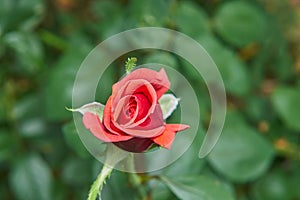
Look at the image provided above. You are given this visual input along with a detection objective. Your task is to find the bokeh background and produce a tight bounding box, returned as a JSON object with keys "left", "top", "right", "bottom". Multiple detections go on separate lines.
{"left": 1, "top": 0, "right": 300, "bottom": 199}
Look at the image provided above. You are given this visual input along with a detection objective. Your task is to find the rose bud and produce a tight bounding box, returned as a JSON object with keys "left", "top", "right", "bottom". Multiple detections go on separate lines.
{"left": 83, "top": 68, "right": 189, "bottom": 153}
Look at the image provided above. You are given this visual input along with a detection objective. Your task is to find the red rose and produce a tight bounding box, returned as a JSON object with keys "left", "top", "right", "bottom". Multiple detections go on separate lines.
{"left": 83, "top": 68, "right": 189, "bottom": 152}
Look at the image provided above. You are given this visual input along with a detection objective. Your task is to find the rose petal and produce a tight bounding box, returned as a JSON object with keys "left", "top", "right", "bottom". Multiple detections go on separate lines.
{"left": 133, "top": 92, "right": 152, "bottom": 121}
{"left": 114, "top": 105, "right": 165, "bottom": 138}
{"left": 112, "top": 68, "right": 170, "bottom": 100}
{"left": 113, "top": 79, "right": 156, "bottom": 109}
{"left": 166, "top": 124, "right": 190, "bottom": 132}
{"left": 152, "top": 128, "right": 175, "bottom": 149}
{"left": 83, "top": 112, "right": 133, "bottom": 142}
{"left": 113, "top": 138, "right": 153, "bottom": 153}
{"left": 103, "top": 96, "right": 126, "bottom": 135}
{"left": 112, "top": 79, "right": 157, "bottom": 127}
{"left": 152, "top": 124, "right": 190, "bottom": 149}
{"left": 114, "top": 95, "right": 139, "bottom": 125}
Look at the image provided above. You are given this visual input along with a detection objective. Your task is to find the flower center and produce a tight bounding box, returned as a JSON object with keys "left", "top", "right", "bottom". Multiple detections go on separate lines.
{"left": 133, "top": 93, "right": 151, "bottom": 122}
{"left": 125, "top": 97, "right": 137, "bottom": 118}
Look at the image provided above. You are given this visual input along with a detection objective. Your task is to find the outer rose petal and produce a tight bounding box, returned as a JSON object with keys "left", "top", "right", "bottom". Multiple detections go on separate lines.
{"left": 83, "top": 112, "right": 132, "bottom": 142}
{"left": 113, "top": 138, "right": 153, "bottom": 153}
{"left": 112, "top": 68, "right": 170, "bottom": 99}
{"left": 152, "top": 124, "right": 190, "bottom": 149}
{"left": 103, "top": 96, "right": 125, "bottom": 135}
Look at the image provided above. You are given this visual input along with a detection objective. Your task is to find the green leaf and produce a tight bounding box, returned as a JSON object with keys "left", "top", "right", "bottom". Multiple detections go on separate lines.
{"left": 161, "top": 175, "right": 235, "bottom": 200}
{"left": 91, "top": 0, "right": 122, "bottom": 21}
{"left": 0, "top": 91, "right": 6, "bottom": 122}
{"left": 272, "top": 45, "right": 293, "bottom": 81}
{"left": 128, "top": 0, "right": 171, "bottom": 27}
{"left": 12, "top": 95, "right": 47, "bottom": 137}
{"left": 12, "top": 94, "right": 42, "bottom": 120}
{"left": 39, "top": 30, "right": 67, "bottom": 51}
{"left": 252, "top": 169, "right": 293, "bottom": 200}
{"left": 0, "top": 183, "right": 10, "bottom": 200}
{"left": 45, "top": 35, "right": 92, "bottom": 121}
{"left": 208, "top": 112, "right": 275, "bottom": 182}
{"left": 51, "top": 180, "right": 68, "bottom": 200}
{"left": 0, "top": 129, "right": 15, "bottom": 162}
{"left": 0, "top": 0, "right": 45, "bottom": 33}
{"left": 271, "top": 86, "right": 300, "bottom": 131}
{"left": 18, "top": 118, "right": 47, "bottom": 137}
{"left": 214, "top": 1, "right": 267, "bottom": 47}
{"left": 244, "top": 97, "right": 269, "bottom": 121}
{"left": 174, "top": 1, "right": 210, "bottom": 38}
{"left": 95, "top": 65, "right": 116, "bottom": 103}
{"left": 144, "top": 51, "right": 179, "bottom": 69}
{"left": 150, "top": 180, "right": 177, "bottom": 200}
{"left": 290, "top": 163, "right": 300, "bottom": 199}
{"left": 62, "top": 158, "right": 92, "bottom": 186}
{"left": 9, "top": 154, "right": 53, "bottom": 200}
{"left": 4, "top": 31, "right": 44, "bottom": 74}
{"left": 102, "top": 171, "right": 139, "bottom": 200}
{"left": 198, "top": 35, "right": 250, "bottom": 95}
{"left": 153, "top": 125, "right": 205, "bottom": 177}
{"left": 159, "top": 94, "right": 180, "bottom": 120}
{"left": 89, "top": 0, "right": 124, "bottom": 38}
{"left": 62, "top": 121, "right": 90, "bottom": 158}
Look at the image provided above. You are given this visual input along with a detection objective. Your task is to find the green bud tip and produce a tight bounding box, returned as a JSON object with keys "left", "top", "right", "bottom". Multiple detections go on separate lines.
{"left": 125, "top": 57, "right": 137, "bottom": 74}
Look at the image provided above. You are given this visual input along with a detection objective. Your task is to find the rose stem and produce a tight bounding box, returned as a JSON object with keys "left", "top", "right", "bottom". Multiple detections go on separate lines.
{"left": 87, "top": 164, "right": 113, "bottom": 200}
{"left": 87, "top": 144, "right": 129, "bottom": 200}
{"left": 128, "top": 154, "right": 148, "bottom": 199}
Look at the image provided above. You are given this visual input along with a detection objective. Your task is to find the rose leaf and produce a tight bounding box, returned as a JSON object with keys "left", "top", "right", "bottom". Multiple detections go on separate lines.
{"left": 160, "top": 175, "right": 235, "bottom": 200}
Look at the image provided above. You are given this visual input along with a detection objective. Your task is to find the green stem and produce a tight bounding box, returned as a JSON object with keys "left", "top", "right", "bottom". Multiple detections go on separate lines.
{"left": 128, "top": 154, "right": 147, "bottom": 199}
{"left": 87, "top": 164, "right": 113, "bottom": 200}
{"left": 87, "top": 144, "right": 129, "bottom": 200}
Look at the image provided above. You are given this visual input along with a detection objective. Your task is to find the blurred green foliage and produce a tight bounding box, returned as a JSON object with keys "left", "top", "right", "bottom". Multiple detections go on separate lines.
{"left": 1, "top": 0, "right": 300, "bottom": 199}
